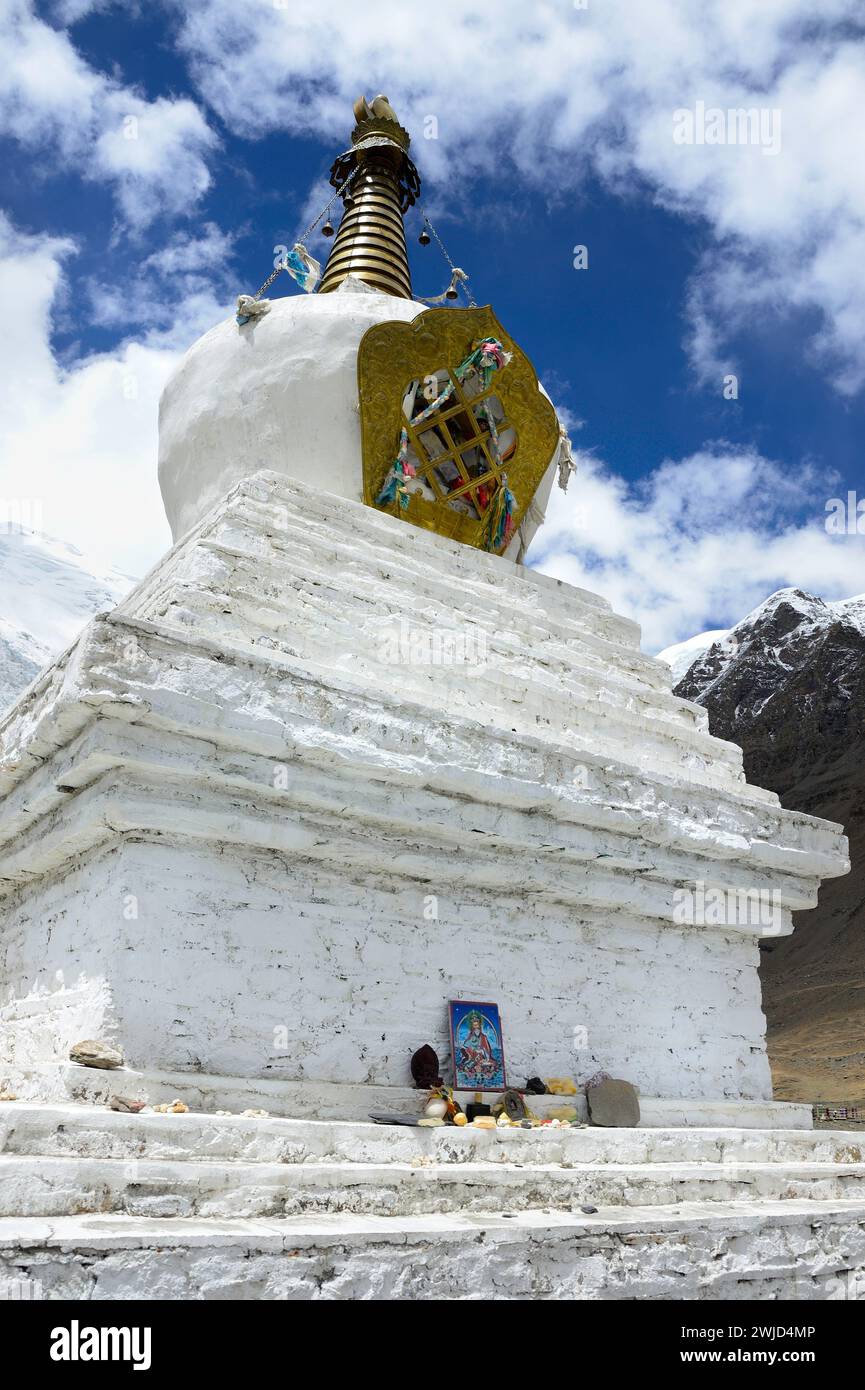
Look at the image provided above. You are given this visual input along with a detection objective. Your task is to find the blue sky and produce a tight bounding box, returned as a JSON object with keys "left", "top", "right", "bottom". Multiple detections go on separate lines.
{"left": 1, "top": 0, "right": 864, "bottom": 651}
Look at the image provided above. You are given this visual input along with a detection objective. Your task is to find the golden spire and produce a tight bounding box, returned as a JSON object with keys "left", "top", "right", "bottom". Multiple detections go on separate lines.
{"left": 317, "top": 94, "right": 421, "bottom": 299}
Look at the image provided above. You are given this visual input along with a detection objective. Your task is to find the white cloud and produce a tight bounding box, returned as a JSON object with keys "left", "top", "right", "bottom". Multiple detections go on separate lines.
{"left": 0, "top": 209, "right": 857, "bottom": 659}
{"left": 49, "top": 1, "right": 123, "bottom": 22}
{"left": 86, "top": 222, "right": 237, "bottom": 336}
{"left": 0, "top": 214, "right": 233, "bottom": 576}
{"left": 0, "top": 0, "right": 217, "bottom": 226}
{"left": 3, "top": 0, "right": 863, "bottom": 653}
{"left": 167, "top": 0, "right": 865, "bottom": 395}
{"left": 528, "top": 445, "right": 865, "bottom": 652}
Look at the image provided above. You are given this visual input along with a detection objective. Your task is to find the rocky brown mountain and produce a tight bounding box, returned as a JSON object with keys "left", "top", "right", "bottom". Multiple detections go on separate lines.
{"left": 674, "top": 588, "right": 865, "bottom": 1103}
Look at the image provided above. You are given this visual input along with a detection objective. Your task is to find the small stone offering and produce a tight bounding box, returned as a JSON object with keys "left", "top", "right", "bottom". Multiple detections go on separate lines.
{"left": 69, "top": 1039, "right": 124, "bottom": 1070}
{"left": 585, "top": 1078, "right": 640, "bottom": 1128}
{"left": 107, "top": 1095, "right": 145, "bottom": 1113}
{"left": 502, "top": 1089, "right": 527, "bottom": 1121}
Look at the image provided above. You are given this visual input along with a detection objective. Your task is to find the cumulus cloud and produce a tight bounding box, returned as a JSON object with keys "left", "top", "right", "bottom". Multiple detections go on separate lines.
{"left": 528, "top": 446, "right": 864, "bottom": 652}
{"left": 166, "top": 0, "right": 865, "bottom": 395}
{"left": 0, "top": 213, "right": 233, "bottom": 576}
{"left": 0, "top": 0, "right": 217, "bottom": 226}
{"left": 0, "top": 210, "right": 858, "bottom": 654}
{"left": 2, "top": 0, "right": 863, "bottom": 652}
{"left": 48, "top": 1, "right": 124, "bottom": 21}
{"left": 86, "top": 222, "right": 237, "bottom": 338}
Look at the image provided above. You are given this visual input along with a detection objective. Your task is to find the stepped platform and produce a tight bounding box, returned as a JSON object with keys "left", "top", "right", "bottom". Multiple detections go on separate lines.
{"left": 1, "top": 1102, "right": 863, "bottom": 1299}
{"left": 0, "top": 472, "right": 851, "bottom": 1298}
{"left": 0, "top": 473, "right": 849, "bottom": 1110}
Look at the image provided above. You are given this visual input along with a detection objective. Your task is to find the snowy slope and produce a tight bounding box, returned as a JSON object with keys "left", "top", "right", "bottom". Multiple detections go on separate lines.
{"left": 656, "top": 628, "right": 730, "bottom": 686}
{"left": 0, "top": 529, "right": 136, "bottom": 713}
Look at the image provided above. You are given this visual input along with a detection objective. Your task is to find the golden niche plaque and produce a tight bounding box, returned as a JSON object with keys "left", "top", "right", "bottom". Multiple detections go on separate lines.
{"left": 358, "top": 306, "right": 559, "bottom": 553}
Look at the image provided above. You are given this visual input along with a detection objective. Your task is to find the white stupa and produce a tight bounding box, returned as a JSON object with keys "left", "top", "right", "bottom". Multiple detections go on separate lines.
{"left": 0, "top": 97, "right": 859, "bottom": 1302}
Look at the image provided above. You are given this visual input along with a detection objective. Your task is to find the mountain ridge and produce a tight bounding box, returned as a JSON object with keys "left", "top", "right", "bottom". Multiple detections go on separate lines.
{"left": 670, "top": 586, "right": 865, "bottom": 1103}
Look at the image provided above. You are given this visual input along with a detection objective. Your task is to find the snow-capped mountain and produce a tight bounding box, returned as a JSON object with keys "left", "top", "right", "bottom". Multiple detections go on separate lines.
{"left": 670, "top": 589, "right": 865, "bottom": 711}
{"left": 656, "top": 627, "right": 730, "bottom": 686}
{"left": 669, "top": 586, "right": 865, "bottom": 1104}
{"left": 0, "top": 529, "right": 136, "bottom": 713}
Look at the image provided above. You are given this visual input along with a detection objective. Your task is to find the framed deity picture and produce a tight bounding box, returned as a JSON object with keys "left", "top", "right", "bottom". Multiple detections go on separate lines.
{"left": 448, "top": 999, "right": 507, "bottom": 1092}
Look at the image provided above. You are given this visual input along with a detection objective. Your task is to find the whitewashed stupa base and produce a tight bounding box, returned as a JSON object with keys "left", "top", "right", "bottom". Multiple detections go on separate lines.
{"left": 0, "top": 472, "right": 847, "bottom": 1123}
{"left": 0, "top": 470, "right": 855, "bottom": 1300}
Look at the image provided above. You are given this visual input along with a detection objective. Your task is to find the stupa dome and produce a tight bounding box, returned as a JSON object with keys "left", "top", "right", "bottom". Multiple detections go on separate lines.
{"left": 158, "top": 280, "right": 559, "bottom": 558}
{"left": 158, "top": 282, "right": 424, "bottom": 543}
{"left": 159, "top": 92, "right": 563, "bottom": 559}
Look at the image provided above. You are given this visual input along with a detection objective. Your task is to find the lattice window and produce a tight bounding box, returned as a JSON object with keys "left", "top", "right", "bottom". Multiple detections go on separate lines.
{"left": 400, "top": 365, "right": 517, "bottom": 522}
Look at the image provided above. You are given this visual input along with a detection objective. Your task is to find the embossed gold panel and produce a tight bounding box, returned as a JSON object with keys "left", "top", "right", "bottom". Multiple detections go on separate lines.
{"left": 358, "top": 306, "right": 560, "bottom": 550}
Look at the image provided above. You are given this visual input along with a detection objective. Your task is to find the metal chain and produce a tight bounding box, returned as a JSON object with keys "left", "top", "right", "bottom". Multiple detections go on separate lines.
{"left": 299, "top": 163, "right": 362, "bottom": 245}
{"left": 252, "top": 176, "right": 474, "bottom": 306}
{"left": 253, "top": 164, "right": 363, "bottom": 300}
{"left": 419, "top": 207, "right": 477, "bottom": 308}
{"left": 253, "top": 262, "right": 286, "bottom": 301}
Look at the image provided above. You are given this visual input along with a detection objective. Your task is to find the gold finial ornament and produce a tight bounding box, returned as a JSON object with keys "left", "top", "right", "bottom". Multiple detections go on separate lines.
{"left": 318, "top": 94, "right": 420, "bottom": 299}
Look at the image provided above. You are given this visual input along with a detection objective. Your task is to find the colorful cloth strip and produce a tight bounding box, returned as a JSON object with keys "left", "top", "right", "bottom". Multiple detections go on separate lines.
{"left": 281, "top": 243, "right": 321, "bottom": 294}
{"left": 374, "top": 426, "right": 416, "bottom": 510}
{"left": 375, "top": 336, "right": 516, "bottom": 541}
{"left": 485, "top": 478, "right": 517, "bottom": 552}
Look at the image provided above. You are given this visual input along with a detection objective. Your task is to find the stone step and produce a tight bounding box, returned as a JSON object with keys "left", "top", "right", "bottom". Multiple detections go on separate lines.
{"left": 164, "top": 476, "right": 644, "bottom": 654}
{"left": 4, "top": 1150, "right": 865, "bottom": 1221}
{"left": 2, "top": 1200, "right": 865, "bottom": 1299}
{"left": 127, "top": 477, "right": 753, "bottom": 791}
{"left": 2, "top": 1104, "right": 854, "bottom": 1168}
{"left": 171, "top": 552, "right": 713, "bottom": 738}
{"left": 166, "top": 579, "right": 732, "bottom": 785}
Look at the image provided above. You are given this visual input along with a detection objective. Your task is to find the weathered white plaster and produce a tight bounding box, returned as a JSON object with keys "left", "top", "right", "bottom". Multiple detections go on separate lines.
{"left": 0, "top": 276, "right": 856, "bottom": 1298}
{"left": 0, "top": 1064, "right": 814, "bottom": 1130}
{"left": 0, "top": 1105, "right": 859, "bottom": 1211}
{"left": 0, "top": 1102, "right": 864, "bottom": 1299}
{"left": 159, "top": 290, "right": 424, "bottom": 542}
{"left": 0, "top": 978, "right": 114, "bottom": 1070}
{"left": 6, "top": 1149, "right": 865, "bottom": 1220}
{"left": 0, "top": 472, "right": 849, "bottom": 1117}
{"left": 7, "top": 1105, "right": 843, "bottom": 1169}
{"left": 2, "top": 1201, "right": 865, "bottom": 1300}
{"left": 0, "top": 839, "right": 781, "bottom": 1098}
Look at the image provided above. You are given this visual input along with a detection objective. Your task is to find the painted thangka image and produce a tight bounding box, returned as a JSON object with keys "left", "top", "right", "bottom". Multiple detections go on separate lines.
{"left": 448, "top": 1000, "right": 506, "bottom": 1092}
